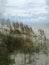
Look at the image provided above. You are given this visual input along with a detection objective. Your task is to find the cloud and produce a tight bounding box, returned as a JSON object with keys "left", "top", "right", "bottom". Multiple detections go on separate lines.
{"left": 46, "top": 0, "right": 49, "bottom": 5}
{"left": 4, "top": 5, "right": 47, "bottom": 16}
{"left": 46, "top": 0, "right": 49, "bottom": 21}
{"left": 0, "top": 0, "right": 48, "bottom": 24}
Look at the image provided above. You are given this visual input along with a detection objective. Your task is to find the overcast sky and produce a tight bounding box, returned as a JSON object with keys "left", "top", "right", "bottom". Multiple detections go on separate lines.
{"left": 0, "top": 0, "right": 49, "bottom": 24}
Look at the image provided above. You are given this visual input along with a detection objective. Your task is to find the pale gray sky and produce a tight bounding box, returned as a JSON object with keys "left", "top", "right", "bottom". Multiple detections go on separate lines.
{"left": 0, "top": 0, "right": 49, "bottom": 24}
